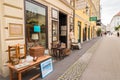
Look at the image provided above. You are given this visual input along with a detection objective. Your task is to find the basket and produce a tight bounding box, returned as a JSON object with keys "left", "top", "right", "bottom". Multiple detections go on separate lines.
{"left": 29, "top": 46, "right": 45, "bottom": 58}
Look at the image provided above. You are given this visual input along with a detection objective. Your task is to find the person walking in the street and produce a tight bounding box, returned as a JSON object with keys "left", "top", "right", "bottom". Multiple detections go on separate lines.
{"left": 117, "top": 32, "right": 119, "bottom": 37}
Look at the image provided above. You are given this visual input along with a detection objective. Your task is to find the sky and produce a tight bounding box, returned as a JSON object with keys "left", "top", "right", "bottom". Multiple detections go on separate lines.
{"left": 100, "top": 0, "right": 120, "bottom": 25}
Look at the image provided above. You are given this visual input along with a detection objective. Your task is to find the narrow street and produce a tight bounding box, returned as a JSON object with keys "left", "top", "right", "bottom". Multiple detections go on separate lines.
{"left": 58, "top": 35, "right": 120, "bottom": 80}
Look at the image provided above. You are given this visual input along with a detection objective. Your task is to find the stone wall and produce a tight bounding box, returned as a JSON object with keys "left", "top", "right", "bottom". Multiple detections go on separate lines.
{"left": 0, "top": 0, "right": 25, "bottom": 77}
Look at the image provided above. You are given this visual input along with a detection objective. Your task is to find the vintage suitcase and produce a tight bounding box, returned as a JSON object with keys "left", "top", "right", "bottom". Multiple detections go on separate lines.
{"left": 29, "top": 46, "right": 45, "bottom": 58}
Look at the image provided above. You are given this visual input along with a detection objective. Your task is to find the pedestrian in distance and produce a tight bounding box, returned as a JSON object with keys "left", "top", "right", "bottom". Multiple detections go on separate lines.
{"left": 117, "top": 32, "right": 119, "bottom": 37}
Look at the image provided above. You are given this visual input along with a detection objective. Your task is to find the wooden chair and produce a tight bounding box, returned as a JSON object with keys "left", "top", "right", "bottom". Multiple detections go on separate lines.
{"left": 17, "top": 44, "right": 26, "bottom": 59}
{"left": 8, "top": 45, "right": 19, "bottom": 62}
{"left": 51, "top": 42, "right": 59, "bottom": 57}
{"left": 8, "top": 44, "right": 26, "bottom": 62}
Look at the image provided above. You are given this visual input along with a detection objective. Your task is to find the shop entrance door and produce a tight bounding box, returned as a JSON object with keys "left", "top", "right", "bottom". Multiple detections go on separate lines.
{"left": 59, "top": 12, "right": 67, "bottom": 47}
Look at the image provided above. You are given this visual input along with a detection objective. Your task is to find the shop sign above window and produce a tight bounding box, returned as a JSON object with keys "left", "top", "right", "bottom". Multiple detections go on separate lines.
{"left": 52, "top": 9, "right": 58, "bottom": 20}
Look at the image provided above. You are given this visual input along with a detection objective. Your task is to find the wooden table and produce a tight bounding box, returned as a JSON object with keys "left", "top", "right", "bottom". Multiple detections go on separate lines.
{"left": 7, "top": 55, "right": 51, "bottom": 80}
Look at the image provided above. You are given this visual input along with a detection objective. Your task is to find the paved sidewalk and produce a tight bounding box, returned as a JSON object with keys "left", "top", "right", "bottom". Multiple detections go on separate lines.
{"left": 80, "top": 35, "right": 120, "bottom": 80}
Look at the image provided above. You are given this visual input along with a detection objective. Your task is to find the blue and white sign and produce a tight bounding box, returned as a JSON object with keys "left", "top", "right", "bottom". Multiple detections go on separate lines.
{"left": 40, "top": 58, "right": 53, "bottom": 78}
{"left": 34, "top": 25, "right": 41, "bottom": 32}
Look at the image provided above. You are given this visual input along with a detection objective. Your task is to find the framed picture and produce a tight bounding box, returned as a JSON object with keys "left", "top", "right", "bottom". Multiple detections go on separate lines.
{"left": 70, "top": 17, "right": 73, "bottom": 23}
{"left": 53, "top": 36, "right": 57, "bottom": 41}
{"left": 61, "top": 31, "right": 66, "bottom": 36}
{"left": 52, "top": 30, "right": 57, "bottom": 36}
{"left": 52, "top": 21, "right": 58, "bottom": 30}
{"left": 9, "top": 23, "right": 23, "bottom": 37}
{"left": 40, "top": 58, "right": 53, "bottom": 78}
{"left": 61, "top": 26, "right": 66, "bottom": 30}
{"left": 52, "top": 8, "right": 58, "bottom": 19}
{"left": 52, "top": 20, "right": 58, "bottom": 41}
{"left": 44, "top": 49, "right": 49, "bottom": 55}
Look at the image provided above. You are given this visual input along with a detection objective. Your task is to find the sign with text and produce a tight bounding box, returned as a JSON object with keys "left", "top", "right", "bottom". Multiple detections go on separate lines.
{"left": 40, "top": 58, "right": 53, "bottom": 78}
{"left": 89, "top": 17, "right": 97, "bottom": 21}
{"left": 34, "top": 25, "right": 41, "bottom": 32}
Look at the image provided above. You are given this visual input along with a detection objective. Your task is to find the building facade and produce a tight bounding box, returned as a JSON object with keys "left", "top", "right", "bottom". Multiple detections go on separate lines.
{"left": 0, "top": 0, "right": 74, "bottom": 77}
{"left": 110, "top": 12, "right": 120, "bottom": 33}
{"left": 74, "top": 0, "right": 100, "bottom": 43}
{"left": 0, "top": 0, "right": 101, "bottom": 77}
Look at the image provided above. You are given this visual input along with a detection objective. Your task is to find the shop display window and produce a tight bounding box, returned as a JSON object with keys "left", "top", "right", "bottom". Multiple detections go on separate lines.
{"left": 25, "top": 1, "right": 47, "bottom": 48}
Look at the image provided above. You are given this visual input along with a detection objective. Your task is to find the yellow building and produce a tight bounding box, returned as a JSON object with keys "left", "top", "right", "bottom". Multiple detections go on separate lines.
{"left": 74, "top": 0, "right": 100, "bottom": 43}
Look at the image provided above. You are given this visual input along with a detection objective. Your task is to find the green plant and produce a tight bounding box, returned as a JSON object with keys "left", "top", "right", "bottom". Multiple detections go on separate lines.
{"left": 96, "top": 28, "right": 102, "bottom": 36}
{"left": 115, "top": 25, "right": 120, "bottom": 31}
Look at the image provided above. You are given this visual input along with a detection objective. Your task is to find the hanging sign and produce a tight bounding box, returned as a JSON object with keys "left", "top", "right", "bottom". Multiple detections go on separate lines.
{"left": 89, "top": 17, "right": 97, "bottom": 21}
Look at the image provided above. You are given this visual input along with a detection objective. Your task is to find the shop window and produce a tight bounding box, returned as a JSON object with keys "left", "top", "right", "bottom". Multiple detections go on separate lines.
{"left": 25, "top": 1, "right": 47, "bottom": 47}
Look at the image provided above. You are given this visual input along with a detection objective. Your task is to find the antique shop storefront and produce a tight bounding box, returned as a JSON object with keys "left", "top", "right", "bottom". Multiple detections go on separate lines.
{"left": 0, "top": 0, "right": 74, "bottom": 77}
{"left": 25, "top": 0, "right": 74, "bottom": 49}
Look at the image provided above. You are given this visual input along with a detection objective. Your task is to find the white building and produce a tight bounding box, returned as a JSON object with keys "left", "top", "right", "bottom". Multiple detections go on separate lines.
{"left": 101, "top": 23, "right": 106, "bottom": 32}
{"left": 106, "top": 24, "right": 110, "bottom": 32}
{"left": 110, "top": 12, "right": 120, "bottom": 33}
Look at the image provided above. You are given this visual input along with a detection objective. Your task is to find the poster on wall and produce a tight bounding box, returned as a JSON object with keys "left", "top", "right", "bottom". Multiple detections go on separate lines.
{"left": 40, "top": 58, "right": 53, "bottom": 78}
{"left": 61, "top": 31, "right": 66, "bottom": 36}
{"left": 9, "top": 23, "right": 23, "bottom": 37}
{"left": 52, "top": 20, "right": 58, "bottom": 41}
